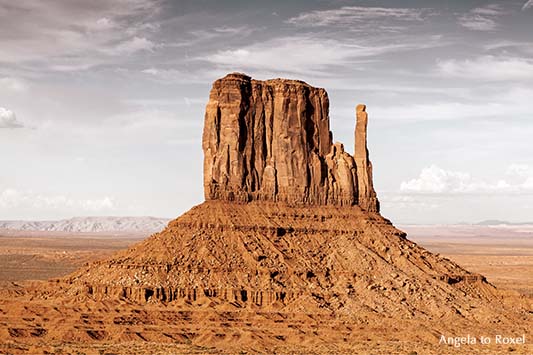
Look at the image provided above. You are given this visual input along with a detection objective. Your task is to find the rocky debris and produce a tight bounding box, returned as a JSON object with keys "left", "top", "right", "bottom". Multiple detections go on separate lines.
{"left": 203, "top": 73, "right": 378, "bottom": 210}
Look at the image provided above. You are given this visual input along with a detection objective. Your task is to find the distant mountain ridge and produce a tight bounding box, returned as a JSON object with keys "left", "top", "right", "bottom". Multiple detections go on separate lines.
{"left": 399, "top": 220, "right": 533, "bottom": 227}
{"left": 0, "top": 216, "right": 170, "bottom": 233}
{"left": 475, "top": 220, "right": 533, "bottom": 226}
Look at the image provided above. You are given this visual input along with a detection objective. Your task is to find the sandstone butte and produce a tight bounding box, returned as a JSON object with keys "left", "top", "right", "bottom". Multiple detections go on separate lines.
{"left": 203, "top": 73, "right": 378, "bottom": 211}
{"left": 0, "top": 73, "right": 531, "bottom": 355}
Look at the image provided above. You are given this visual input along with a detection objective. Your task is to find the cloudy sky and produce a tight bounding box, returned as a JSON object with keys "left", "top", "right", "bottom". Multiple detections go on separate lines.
{"left": 1, "top": 0, "right": 532, "bottom": 223}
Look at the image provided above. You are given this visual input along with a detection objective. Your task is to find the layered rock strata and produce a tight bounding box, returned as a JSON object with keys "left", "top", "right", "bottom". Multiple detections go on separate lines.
{"left": 203, "top": 73, "right": 379, "bottom": 210}
{"left": 59, "top": 200, "right": 488, "bottom": 319}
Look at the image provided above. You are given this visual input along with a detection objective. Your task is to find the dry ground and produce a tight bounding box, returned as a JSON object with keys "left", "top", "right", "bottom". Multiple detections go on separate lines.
{"left": 0, "top": 229, "right": 147, "bottom": 282}
{"left": 401, "top": 224, "right": 533, "bottom": 297}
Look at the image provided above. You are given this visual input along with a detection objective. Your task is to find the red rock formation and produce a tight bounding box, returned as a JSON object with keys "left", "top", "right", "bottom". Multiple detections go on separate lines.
{"left": 59, "top": 200, "right": 488, "bottom": 317}
{"left": 354, "top": 104, "right": 379, "bottom": 212}
{"left": 2, "top": 73, "right": 527, "bottom": 355}
{"left": 203, "top": 73, "right": 378, "bottom": 210}
{"left": 44, "top": 74, "right": 488, "bottom": 310}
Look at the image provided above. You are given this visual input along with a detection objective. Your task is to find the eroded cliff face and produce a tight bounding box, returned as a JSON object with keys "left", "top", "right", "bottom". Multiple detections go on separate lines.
{"left": 203, "top": 73, "right": 379, "bottom": 211}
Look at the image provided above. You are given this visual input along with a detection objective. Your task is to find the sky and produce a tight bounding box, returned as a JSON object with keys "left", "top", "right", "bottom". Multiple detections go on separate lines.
{"left": 1, "top": 0, "right": 532, "bottom": 224}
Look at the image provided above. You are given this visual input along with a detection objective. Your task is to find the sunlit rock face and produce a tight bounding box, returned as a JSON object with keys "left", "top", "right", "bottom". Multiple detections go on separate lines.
{"left": 202, "top": 72, "right": 378, "bottom": 211}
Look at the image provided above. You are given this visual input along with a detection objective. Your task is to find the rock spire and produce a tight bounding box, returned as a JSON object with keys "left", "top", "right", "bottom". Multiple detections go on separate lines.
{"left": 354, "top": 104, "right": 379, "bottom": 212}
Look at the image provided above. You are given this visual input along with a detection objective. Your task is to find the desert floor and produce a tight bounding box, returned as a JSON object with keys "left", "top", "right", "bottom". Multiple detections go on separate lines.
{"left": 401, "top": 224, "right": 533, "bottom": 297}
{"left": 0, "top": 229, "right": 147, "bottom": 283}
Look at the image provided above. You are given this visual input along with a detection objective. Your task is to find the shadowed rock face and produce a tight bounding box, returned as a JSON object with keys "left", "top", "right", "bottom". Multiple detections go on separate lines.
{"left": 203, "top": 73, "right": 379, "bottom": 211}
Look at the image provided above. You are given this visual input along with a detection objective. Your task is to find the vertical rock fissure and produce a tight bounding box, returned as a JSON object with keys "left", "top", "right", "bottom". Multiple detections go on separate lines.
{"left": 238, "top": 83, "right": 250, "bottom": 195}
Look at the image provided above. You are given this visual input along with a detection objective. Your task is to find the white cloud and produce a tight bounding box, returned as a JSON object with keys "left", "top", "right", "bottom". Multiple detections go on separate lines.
{"left": 189, "top": 26, "right": 254, "bottom": 41}
{"left": 483, "top": 41, "right": 533, "bottom": 55}
{"left": 372, "top": 101, "right": 500, "bottom": 121}
{"left": 93, "top": 17, "right": 117, "bottom": 31}
{"left": 470, "top": 4, "right": 505, "bottom": 16}
{"left": 370, "top": 87, "right": 533, "bottom": 122}
{"left": 0, "top": 0, "right": 161, "bottom": 71}
{"left": 110, "top": 36, "right": 155, "bottom": 55}
{"left": 380, "top": 193, "right": 440, "bottom": 210}
{"left": 458, "top": 4, "right": 505, "bottom": 31}
{"left": 0, "top": 77, "right": 28, "bottom": 92}
{"left": 505, "top": 164, "right": 533, "bottom": 189}
{"left": 105, "top": 109, "right": 201, "bottom": 132}
{"left": 0, "top": 188, "right": 115, "bottom": 211}
{"left": 205, "top": 39, "right": 345, "bottom": 74}
{"left": 523, "top": 0, "right": 533, "bottom": 10}
{"left": 458, "top": 14, "right": 498, "bottom": 31}
{"left": 401, "top": 165, "right": 472, "bottom": 193}
{"left": 142, "top": 68, "right": 160, "bottom": 75}
{"left": 286, "top": 6, "right": 429, "bottom": 28}
{"left": 213, "top": 26, "right": 250, "bottom": 34}
{"left": 0, "top": 107, "right": 23, "bottom": 128}
{"left": 81, "top": 197, "right": 115, "bottom": 211}
{"left": 204, "top": 36, "right": 441, "bottom": 75}
{"left": 140, "top": 67, "right": 213, "bottom": 84}
{"left": 506, "top": 164, "right": 531, "bottom": 178}
{"left": 155, "top": 26, "right": 256, "bottom": 50}
{"left": 437, "top": 56, "right": 533, "bottom": 81}
{"left": 400, "top": 165, "right": 533, "bottom": 194}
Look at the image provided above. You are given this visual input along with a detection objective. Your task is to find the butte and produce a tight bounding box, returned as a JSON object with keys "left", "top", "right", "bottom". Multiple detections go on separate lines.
{"left": 0, "top": 73, "right": 531, "bottom": 355}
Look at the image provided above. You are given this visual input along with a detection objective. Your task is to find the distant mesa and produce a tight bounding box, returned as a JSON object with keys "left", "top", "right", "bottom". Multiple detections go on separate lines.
{"left": 475, "top": 219, "right": 533, "bottom": 226}
{"left": 203, "top": 72, "right": 379, "bottom": 211}
{"left": 0, "top": 216, "right": 170, "bottom": 233}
